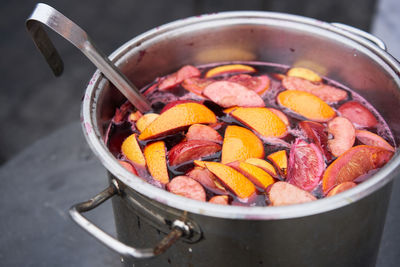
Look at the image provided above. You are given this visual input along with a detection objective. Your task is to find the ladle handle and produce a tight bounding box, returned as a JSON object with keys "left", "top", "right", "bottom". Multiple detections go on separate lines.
{"left": 26, "top": 3, "right": 151, "bottom": 113}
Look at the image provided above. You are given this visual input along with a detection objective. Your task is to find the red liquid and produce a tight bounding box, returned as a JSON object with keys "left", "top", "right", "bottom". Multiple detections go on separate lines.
{"left": 107, "top": 61, "right": 396, "bottom": 206}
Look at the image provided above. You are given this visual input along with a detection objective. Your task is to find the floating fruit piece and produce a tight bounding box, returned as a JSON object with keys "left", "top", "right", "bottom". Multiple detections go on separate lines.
{"left": 193, "top": 160, "right": 207, "bottom": 168}
{"left": 231, "top": 161, "right": 275, "bottom": 189}
{"left": 136, "top": 113, "right": 159, "bottom": 132}
{"left": 322, "top": 145, "right": 393, "bottom": 194}
{"left": 203, "top": 81, "right": 265, "bottom": 108}
{"left": 231, "top": 107, "right": 287, "bottom": 138}
{"left": 118, "top": 160, "right": 138, "bottom": 175}
{"left": 338, "top": 101, "right": 378, "bottom": 128}
{"left": 271, "top": 73, "right": 286, "bottom": 81}
{"left": 268, "top": 108, "right": 290, "bottom": 126}
{"left": 158, "top": 65, "right": 200, "bottom": 90}
{"left": 160, "top": 100, "right": 197, "bottom": 113}
{"left": 326, "top": 182, "right": 357, "bottom": 197}
{"left": 227, "top": 74, "right": 271, "bottom": 95}
{"left": 113, "top": 101, "right": 133, "bottom": 123}
{"left": 144, "top": 141, "right": 169, "bottom": 184}
{"left": 287, "top": 67, "right": 322, "bottom": 82}
{"left": 168, "top": 140, "right": 222, "bottom": 166}
{"left": 221, "top": 125, "right": 264, "bottom": 164}
{"left": 268, "top": 181, "right": 317, "bottom": 206}
{"left": 223, "top": 106, "right": 238, "bottom": 114}
{"left": 299, "top": 121, "right": 331, "bottom": 161}
{"left": 277, "top": 90, "right": 336, "bottom": 122}
{"left": 282, "top": 76, "right": 347, "bottom": 103}
{"left": 267, "top": 150, "right": 287, "bottom": 177}
{"left": 327, "top": 117, "right": 355, "bottom": 157}
{"left": 186, "top": 124, "right": 223, "bottom": 143}
{"left": 209, "top": 195, "right": 229, "bottom": 205}
{"left": 181, "top": 77, "right": 213, "bottom": 95}
{"left": 186, "top": 167, "right": 227, "bottom": 194}
{"left": 287, "top": 139, "right": 325, "bottom": 192}
{"left": 167, "top": 176, "right": 206, "bottom": 201}
{"left": 204, "top": 162, "right": 256, "bottom": 199}
{"left": 355, "top": 130, "right": 395, "bottom": 152}
{"left": 128, "top": 110, "right": 143, "bottom": 122}
{"left": 244, "top": 158, "right": 277, "bottom": 177}
{"left": 121, "top": 134, "right": 146, "bottom": 166}
{"left": 139, "top": 103, "right": 217, "bottom": 140}
{"left": 205, "top": 64, "right": 256, "bottom": 78}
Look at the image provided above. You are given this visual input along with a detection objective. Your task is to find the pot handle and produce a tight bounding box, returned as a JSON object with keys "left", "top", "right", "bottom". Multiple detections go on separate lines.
{"left": 69, "top": 180, "right": 188, "bottom": 259}
{"left": 331, "top": 22, "right": 387, "bottom": 51}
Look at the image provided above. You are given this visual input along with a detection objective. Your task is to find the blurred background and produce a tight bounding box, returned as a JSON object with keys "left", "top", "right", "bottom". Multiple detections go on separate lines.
{"left": 1, "top": 0, "right": 399, "bottom": 266}
{"left": 2, "top": 0, "right": 399, "bottom": 165}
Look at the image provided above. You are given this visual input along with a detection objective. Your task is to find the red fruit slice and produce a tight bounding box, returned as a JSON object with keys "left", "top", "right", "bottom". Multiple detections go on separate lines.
{"left": 168, "top": 140, "right": 221, "bottom": 166}
{"left": 327, "top": 117, "right": 356, "bottom": 157}
{"left": 299, "top": 121, "right": 331, "bottom": 161}
{"left": 326, "top": 182, "right": 357, "bottom": 197}
{"left": 186, "top": 124, "right": 223, "bottom": 144}
{"left": 158, "top": 65, "right": 201, "bottom": 91}
{"left": 118, "top": 160, "right": 138, "bottom": 175}
{"left": 268, "top": 181, "right": 317, "bottom": 206}
{"left": 186, "top": 167, "right": 227, "bottom": 194}
{"left": 209, "top": 195, "right": 229, "bottom": 205}
{"left": 227, "top": 74, "right": 270, "bottom": 95}
{"left": 338, "top": 101, "right": 378, "bottom": 128}
{"left": 287, "top": 139, "right": 325, "bottom": 192}
{"left": 181, "top": 77, "right": 213, "bottom": 95}
{"left": 355, "top": 130, "right": 395, "bottom": 152}
{"left": 282, "top": 76, "right": 347, "bottom": 103}
{"left": 322, "top": 145, "right": 394, "bottom": 194}
{"left": 203, "top": 81, "right": 265, "bottom": 108}
{"left": 167, "top": 176, "right": 206, "bottom": 201}
{"left": 113, "top": 101, "right": 133, "bottom": 123}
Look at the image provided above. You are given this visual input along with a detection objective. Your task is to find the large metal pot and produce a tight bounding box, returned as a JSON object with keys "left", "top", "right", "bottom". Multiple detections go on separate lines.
{"left": 59, "top": 11, "right": 400, "bottom": 267}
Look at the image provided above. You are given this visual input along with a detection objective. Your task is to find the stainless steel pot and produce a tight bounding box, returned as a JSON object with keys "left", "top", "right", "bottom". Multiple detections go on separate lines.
{"left": 33, "top": 9, "right": 400, "bottom": 267}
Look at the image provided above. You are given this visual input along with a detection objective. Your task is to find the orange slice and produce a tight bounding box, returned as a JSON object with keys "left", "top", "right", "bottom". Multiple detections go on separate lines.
{"left": 287, "top": 67, "right": 322, "bottom": 82}
{"left": 193, "top": 160, "right": 207, "bottom": 168}
{"left": 221, "top": 125, "right": 264, "bottom": 164}
{"left": 223, "top": 106, "right": 238, "bottom": 114}
{"left": 128, "top": 111, "right": 143, "bottom": 122}
{"left": 322, "top": 145, "right": 393, "bottom": 194}
{"left": 277, "top": 90, "right": 336, "bottom": 122}
{"left": 236, "top": 162, "right": 275, "bottom": 189}
{"left": 231, "top": 107, "right": 287, "bottom": 138}
{"left": 136, "top": 113, "right": 159, "bottom": 132}
{"left": 326, "top": 182, "right": 357, "bottom": 197}
{"left": 144, "top": 141, "right": 169, "bottom": 184}
{"left": 204, "top": 162, "right": 256, "bottom": 199}
{"left": 121, "top": 134, "right": 146, "bottom": 166}
{"left": 244, "top": 158, "right": 277, "bottom": 177}
{"left": 139, "top": 103, "right": 217, "bottom": 140}
{"left": 267, "top": 150, "right": 287, "bottom": 177}
{"left": 205, "top": 64, "right": 256, "bottom": 78}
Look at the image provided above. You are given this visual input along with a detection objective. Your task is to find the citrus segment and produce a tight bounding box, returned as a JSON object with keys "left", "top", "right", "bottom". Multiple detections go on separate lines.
{"left": 144, "top": 141, "right": 169, "bottom": 184}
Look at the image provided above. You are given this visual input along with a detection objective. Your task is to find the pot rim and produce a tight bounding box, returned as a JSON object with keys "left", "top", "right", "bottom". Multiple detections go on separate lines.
{"left": 81, "top": 11, "right": 400, "bottom": 220}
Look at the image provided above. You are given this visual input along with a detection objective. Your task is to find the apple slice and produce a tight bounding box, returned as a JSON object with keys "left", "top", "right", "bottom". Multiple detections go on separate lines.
{"left": 186, "top": 167, "right": 227, "bottom": 194}
{"left": 167, "top": 176, "right": 206, "bottom": 201}
{"left": 118, "top": 160, "right": 138, "bottom": 175}
{"left": 227, "top": 74, "right": 270, "bottom": 95}
{"left": 209, "top": 195, "right": 229, "bottom": 205}
{"left": 230, "top": 161, "right": 275, "bottom": 189}
{"left": 244, "top": 158, "right": 278, "bottom": 177}
{"left": 181, "top": 77, "right": 213, "bottom": 95}
{"left": 221, "top": 125, "right": 264, "bottom": 164}
{"left": 322, "top": 145, "right": 393, "bottom": 194}
{"left": 326, "top": 182, "right": 357, "bottom": 197}
{"left": 287, "top": 67, "right": 322, "bottom": 82}
{"left": 267, "top": 150, "right": 288, "bottom": 177}
{"left": 327, "top": 117, "right": 356, "bottom": 157}
{"left": 338, "top": 101, "right": 378, "bottom": 128}
{"left": 287, "top": 139, "right": 325, "bottom": 192}
{"left": 355, "top": 130, "right": 395, "bottom": 152}
{"left": 203, "top": 81, "right": 265, "bottom": 108}
{"left": 231, "top": 107, "right": 287, "bottom": 138}
{"left": 168, "top": 140, "right": 221, "bottom": 166}
{"left": 268, "top": 181, "right": 317, "bottom": 206}
{"left": 186, "top": 124, "right": 223, "bottom": 144}
{"left": 144, "top": 141, "right": 169, "bottom": 185}
{"left": 205, "top": 64, "right": 256, "bottom": 78}
{"left": 158, "top": 65, "right": 200, "bottom": 91}
{"left": 204, "top": 162, "right": 256, "bottom": 200}
{"left": 299, "top": 121, "right": 330, "bottom": 161}
{"left": 277, "top": 90, "right": 336, "bottom": 122}
{"left": 139, "top": 103, "right": 217, "bottom": 140}
{"left": 121, "top": 134, "right": 146, "bottom": 166}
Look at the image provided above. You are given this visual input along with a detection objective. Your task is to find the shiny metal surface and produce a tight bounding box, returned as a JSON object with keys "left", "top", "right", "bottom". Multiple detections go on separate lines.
{"left": 26, "top": 3, "right": 151, "bottom": 113}
{"left": 78, "top": 11, "right": 400, "bottom": 266}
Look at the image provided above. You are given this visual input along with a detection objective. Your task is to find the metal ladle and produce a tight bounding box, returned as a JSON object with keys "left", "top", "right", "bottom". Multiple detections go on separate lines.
{"left": 26, "top": 3, "right": 152, "bottom": 113}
